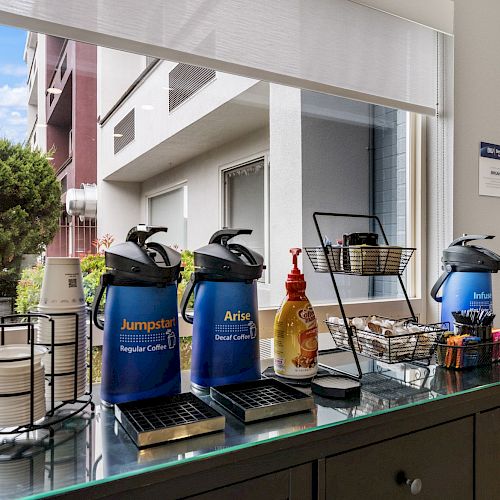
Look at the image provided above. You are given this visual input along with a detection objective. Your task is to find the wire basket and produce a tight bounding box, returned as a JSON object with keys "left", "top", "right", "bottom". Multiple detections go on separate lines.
{"left": 304, "top": 246, "right": 415, "bottom": 276}
{"left": 435, "top": 340, "right": 500, "bottom": 370}
{"left": 325, "top": 317, "right": 445, "bottom": 364}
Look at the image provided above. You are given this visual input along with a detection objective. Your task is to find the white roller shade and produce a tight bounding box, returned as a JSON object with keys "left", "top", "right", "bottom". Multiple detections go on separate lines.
{"left": 4, "top": 0, "right": 439, "bottom": 113}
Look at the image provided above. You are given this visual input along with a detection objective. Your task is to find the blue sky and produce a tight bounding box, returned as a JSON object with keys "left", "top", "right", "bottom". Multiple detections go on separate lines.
{"left": 0, "top": 25, "right": 28, "bottom": 144}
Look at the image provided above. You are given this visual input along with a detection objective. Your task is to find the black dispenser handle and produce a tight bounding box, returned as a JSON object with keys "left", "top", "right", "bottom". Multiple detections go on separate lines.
{"left": 126, "top": 225, "right": 169, "bottom": 247}
{"left": 449, "top": 234, "right": 494, "bottom": 246}
{"left": 430, "top": 269, "right": 452, "bottom": 304}
{"left": 92, "top": 274, "right": 110, "bottom": 330}
{"left": 180, "top": 273, "right": 196, "bottom": 324}
{"left": 209, "top": 228, "right": 252, "bottom": 246}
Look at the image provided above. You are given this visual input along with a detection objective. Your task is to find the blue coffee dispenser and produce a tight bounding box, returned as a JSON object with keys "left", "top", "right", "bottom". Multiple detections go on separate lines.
{"left": 92, "top": 225, "right": 181, "bottom": 405}
{"left": 180, "top": 229, "right": 264, "bottom": 390}
{"left": 431, "top": 235, "right": 500, "bottom": 327}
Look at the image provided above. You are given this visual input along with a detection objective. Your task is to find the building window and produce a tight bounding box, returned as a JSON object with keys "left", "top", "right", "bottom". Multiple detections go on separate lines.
{"left": 370, "top": 107, "right": 408, "bottom": 298}
{"left": 148, "top": 185, "right": 188, "bottom": 249}
{"left": 301, "top": 91, "right": 417, "bottom": 303}
{"left": 222, "top": 156, "right": 268, "bottom": 281}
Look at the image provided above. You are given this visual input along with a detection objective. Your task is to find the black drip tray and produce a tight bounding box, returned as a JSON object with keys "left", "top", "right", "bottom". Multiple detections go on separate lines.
{"left": 210, "top": 379, "right": 314, "bottom": 423}
{"left": 115, "top": 393, "right": 225, "bottom": 448}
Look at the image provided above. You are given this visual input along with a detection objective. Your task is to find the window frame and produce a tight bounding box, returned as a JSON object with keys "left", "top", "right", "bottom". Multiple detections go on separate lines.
{"left": 219, "top": 151, "right": 270, "bottom": 285}
{"left": 145, "top": 180, "right": 188, "bottom": 250}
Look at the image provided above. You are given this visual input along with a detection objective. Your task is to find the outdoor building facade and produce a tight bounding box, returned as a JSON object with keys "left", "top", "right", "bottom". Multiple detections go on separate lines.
{"left": 97, "top": 50, "right": 411, "bottom": 309}
{"left": 24, "top": 33, "right": 98, "bottom": 257}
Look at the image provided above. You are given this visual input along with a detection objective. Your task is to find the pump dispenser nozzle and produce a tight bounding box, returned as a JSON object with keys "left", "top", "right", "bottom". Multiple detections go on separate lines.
{"left": 286, "top": 248, "right": 306, "bottom": 293}
{"left": 290, "top": 248, "right": 301, "bottom": 275}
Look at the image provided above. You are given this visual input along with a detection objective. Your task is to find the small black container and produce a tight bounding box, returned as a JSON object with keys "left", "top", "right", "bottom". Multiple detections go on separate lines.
{"left": 342, "top": 232, "right": 378, "bottom": 271}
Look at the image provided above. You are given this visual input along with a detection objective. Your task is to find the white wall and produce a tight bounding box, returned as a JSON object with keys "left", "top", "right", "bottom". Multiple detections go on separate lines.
{"left": 99, "top": 60, "right": 259, "bottom": 181}
{"left": 97, "top": 180, "right": 142, "bottom": 242}
{"left": 453, "top": 0, "right": 500, "bottom": 313}
{"left": 140, "top": 127, "right": 269, "bottom": 252}
{"left": 266, "top": 84, "right": 303, "bottom": 308}
{"left": 97, "top": 47, "right": 145, "bottom": 117}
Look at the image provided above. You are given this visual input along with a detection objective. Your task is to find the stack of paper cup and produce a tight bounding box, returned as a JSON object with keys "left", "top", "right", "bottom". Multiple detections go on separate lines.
{"left": 36, "top": 258, "right": 87, "bottom": 402}
{"left": 0, "top": 450, "right": 45, "bottom": 497}
{"left": 0, "top": 345, "right": 47, "bottom": 428}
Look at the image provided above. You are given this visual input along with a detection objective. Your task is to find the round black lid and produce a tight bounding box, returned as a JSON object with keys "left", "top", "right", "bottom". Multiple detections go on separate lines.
{"left": 442, "top": 235, "right": 500, "bottom": 273}
{"left": 194, "top": 229, "right": 264, "bottom": 281}
{"left": 105, "top": 225, "right": 181, "bottom": 284}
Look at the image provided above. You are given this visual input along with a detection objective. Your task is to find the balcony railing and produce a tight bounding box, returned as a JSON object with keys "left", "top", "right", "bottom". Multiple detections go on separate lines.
{"left": 47, "top": 38, "right": 69, "bottom": 90}
{"left": 27, "top": 115, "right": 38, "bottom": 145}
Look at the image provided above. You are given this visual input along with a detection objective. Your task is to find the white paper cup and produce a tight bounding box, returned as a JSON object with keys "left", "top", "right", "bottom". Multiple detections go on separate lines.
{"left": 349, "top": 246, "right": 379, "bottom": 273}
{"left": 0, "top": 379, "right": 46, "bottom": 427}
{"left": 378, "top": 246, "right": 403, "bottom": 274}
{"left": 39, "top": 258, "right": 85, "bottom": 309}
{"left": 0, "top": 452, "right": 45, "bottom": 497}
{"left": 46, "top": 371, "right": 87, "bottom": 401}
{"left": 315, "top": 247, "right": 341, "bottom": 272}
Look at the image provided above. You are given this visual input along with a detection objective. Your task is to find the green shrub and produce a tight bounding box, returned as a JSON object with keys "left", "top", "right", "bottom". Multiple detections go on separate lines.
{"left": 0, "top": 140, "right": 60, "bottom": 294}
{"left": 178, "top": 249, "right": 194, "bottom": 308}
{"left": 15, "top": 264, "right": 44, "bottom": 314}
{"left": 80, "top": 254, "right": 106, "bottom": 306}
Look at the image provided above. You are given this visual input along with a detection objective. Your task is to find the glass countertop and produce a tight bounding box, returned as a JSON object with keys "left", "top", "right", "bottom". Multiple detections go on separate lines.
{"left": 3, "top": 353, "right": 500, "bottom": 499}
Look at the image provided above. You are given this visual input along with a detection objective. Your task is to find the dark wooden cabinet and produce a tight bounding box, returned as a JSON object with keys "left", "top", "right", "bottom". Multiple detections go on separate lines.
{"left": 325, "top": 417, "right": 473, "bottom": 500}
{"left": 184, "top": 463, "right": 313, "bottom": 500}
{"left": 476, "top": 406, "right": 500, "bottom": 500}
{"left": 61, "top": 384, "right": 500, "bottom": 500}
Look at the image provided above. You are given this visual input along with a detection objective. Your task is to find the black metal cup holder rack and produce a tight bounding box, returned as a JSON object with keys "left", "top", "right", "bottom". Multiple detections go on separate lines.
{"left": 305, "top": 245, "right": 415, "bottom": 276}
{"left": 0, "top": 309, "right": 94, "bottom": 438}
{"left": 305, "top": 212, "right": 443, "bottom": 380}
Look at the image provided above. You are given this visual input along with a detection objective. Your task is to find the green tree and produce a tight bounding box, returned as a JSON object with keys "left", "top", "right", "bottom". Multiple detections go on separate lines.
{"left": 0, "top": 139, "right": 61, "bottom": 296}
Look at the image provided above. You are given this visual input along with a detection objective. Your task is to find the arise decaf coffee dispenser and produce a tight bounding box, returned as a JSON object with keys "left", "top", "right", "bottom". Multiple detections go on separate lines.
{"left": 92, "top": 225, "right": 182, "bottom": 405}
{"left": 431, "top": 234, "right": 500, "bottom": 327}
{"left": 180, "top": 229, "right": 264, "bottom": 390}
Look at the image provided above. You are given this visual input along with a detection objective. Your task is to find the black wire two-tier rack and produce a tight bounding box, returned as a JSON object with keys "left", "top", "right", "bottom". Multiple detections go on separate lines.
{"left": 305, "top": 212, "right": 446, "bottom": 379}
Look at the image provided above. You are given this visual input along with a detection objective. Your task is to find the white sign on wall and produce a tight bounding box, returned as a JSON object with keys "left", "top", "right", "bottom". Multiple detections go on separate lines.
{"left": 479, "top": 142, "right": 500, "bottom": 197}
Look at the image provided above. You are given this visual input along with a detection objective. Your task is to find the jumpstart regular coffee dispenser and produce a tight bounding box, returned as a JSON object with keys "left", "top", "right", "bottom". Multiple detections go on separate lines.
{"left": 92, "top": 225, "right": 182, "bottom": 405}
{"left": 180, "top": 229, "right": 264, "bottom": 390}
{"left": 431, "top": 234, "right": 500, "bottom": 327}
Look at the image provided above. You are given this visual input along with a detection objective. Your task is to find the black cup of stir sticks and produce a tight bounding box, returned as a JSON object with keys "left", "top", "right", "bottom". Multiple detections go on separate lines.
{"left": 451, "top": 309, "right": 495, "bottom": 341}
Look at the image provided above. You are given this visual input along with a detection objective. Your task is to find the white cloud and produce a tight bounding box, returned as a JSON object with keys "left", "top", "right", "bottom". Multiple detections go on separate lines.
{"left": 0, "top": 64, "right": 26, "bottom": 77}
{"left": 0, "top": 84, "right": 27, "bottom": 107}
{"left": 8, "top": 110, "right": 26, "bottom": 126}
{"left": 0, "top": 84, "right": 28, "bottom": 143}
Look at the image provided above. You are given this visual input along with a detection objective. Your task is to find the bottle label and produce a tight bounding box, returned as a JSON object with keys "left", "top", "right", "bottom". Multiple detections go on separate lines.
{"left": 274, "top": 302, "right": 318, "bottom": 378}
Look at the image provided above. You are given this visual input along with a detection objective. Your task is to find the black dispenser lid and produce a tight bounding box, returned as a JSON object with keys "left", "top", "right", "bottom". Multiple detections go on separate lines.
{"left": 105, "top": 225, "right": 181, "bottom": 284}
{"left": 442, "top": 234, "right": 500, "bottom": 273}
{"left": 194, "top": 229, "right": 264, "bottom": 281}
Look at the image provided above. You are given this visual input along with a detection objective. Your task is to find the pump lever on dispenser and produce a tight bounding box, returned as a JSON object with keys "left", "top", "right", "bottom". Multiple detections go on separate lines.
{"left": 126, "top": 225, "right": 169, "bottom": 247}
{"left": 450, "top": 234, "right": 494, "bottom": 246}
{"left": 209, "top": 228, "right": 252, "bottom": 246}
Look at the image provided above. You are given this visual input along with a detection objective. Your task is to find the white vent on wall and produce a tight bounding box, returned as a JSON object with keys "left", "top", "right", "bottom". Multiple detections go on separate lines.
{"left": 114, "top": 109, "right": 135, "bottom": 154}
{"left": 169, "top": 63, "right": 216, "bottom": 112}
